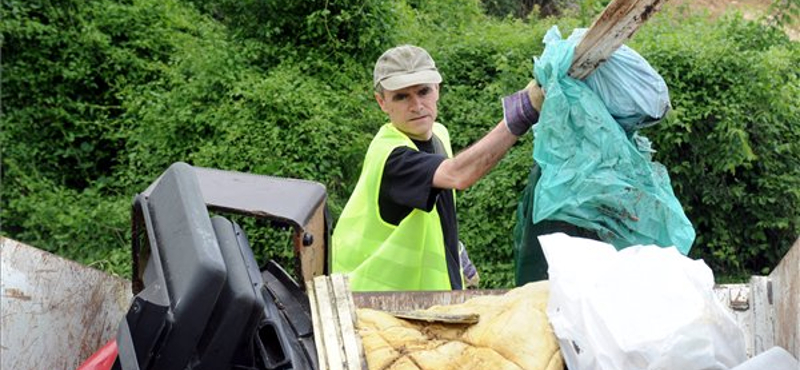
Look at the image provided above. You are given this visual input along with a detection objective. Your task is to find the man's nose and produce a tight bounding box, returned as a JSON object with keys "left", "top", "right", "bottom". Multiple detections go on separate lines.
{"left": 409, "top": 95, "right": 424, "bottom": 112}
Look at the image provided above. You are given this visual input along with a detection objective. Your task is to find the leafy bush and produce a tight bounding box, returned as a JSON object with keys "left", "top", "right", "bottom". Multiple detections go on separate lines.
{"left": 2, "top": 160, "right": 130, "bottom": 276}
{"left": 634, "top": 11, "right": 800, "bottom": 276}
{"left": 185, "top": 0, "right": 397, "bottom": 67}
{"left": 481, "top": 0, "right": 578, "bottom": 19}
{"left": 3, "top": 0, "right": 132, "bottom": 189}
{"left": 1, "top": 0, "right": 210, "bottom": 275}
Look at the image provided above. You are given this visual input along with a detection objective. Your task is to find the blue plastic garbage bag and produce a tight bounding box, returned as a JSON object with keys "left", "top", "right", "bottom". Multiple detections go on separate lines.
{"left": 530, "top": 26, "right": 695, "bottom": 254}
{"left": 569, "top": 28, "right": 672, "bottom": 132}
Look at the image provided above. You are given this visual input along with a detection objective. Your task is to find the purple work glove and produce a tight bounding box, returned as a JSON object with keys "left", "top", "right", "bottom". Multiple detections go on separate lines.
{"left": 459, "top": 241, "right": 480, "bottom": 289}
{"left": 502, "top": 80, "right": 544, "bottom": 136}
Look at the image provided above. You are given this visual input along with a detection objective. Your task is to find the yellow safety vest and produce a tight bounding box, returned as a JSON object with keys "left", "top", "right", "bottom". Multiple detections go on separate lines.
{"left": 332, "top": 123, "right": 454, "bottom": 291}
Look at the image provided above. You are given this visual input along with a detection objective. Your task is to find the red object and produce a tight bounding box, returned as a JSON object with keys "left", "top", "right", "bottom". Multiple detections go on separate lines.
{"left": 76, "top": 339, "right": 118, "bottom": 370}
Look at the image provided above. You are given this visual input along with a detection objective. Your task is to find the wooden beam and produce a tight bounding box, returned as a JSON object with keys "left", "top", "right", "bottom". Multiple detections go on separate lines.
{"left": 307, "top": 275, "right": 364, "bottom": 370}
{"left": 306, "top": 279, "right": 330, "bottom": 370}
{"left": 331, "top": 274, "right": 365, "bottom": 370}
{"left": 314, "top": 276, "right": 345, "bottom": 370}
{"left": 569, "top": 0, "right": 669, "bottom": 79}
{"left": 297, "top": 202, "right": 328, "bottom": 287}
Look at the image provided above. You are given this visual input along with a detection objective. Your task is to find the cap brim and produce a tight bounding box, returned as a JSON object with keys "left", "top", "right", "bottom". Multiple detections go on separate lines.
{"left": 379, "top": 70, "right": 442, "bottom": 91}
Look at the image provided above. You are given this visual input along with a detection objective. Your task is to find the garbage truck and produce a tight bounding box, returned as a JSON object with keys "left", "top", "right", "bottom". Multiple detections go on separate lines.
{"left": 1, "top": 162, "right": 798, "bottom": 369}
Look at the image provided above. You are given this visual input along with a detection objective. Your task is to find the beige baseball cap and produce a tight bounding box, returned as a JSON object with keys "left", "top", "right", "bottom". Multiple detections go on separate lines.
{"left": 373, "top": 45, "right": 442, "bottom": 91}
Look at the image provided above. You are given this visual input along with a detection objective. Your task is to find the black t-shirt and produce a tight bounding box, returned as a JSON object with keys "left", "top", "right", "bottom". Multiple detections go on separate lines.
{"left": 379, "top": 138, "right": 462, "bottom": 290}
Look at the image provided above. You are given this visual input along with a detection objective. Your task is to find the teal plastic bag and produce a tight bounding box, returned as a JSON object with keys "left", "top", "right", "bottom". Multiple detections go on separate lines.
{"left": 514, "top": 164, "right": 601, "bottom": 284}
{"left": 529, "top": 26, "right": 695, "bottom": 254}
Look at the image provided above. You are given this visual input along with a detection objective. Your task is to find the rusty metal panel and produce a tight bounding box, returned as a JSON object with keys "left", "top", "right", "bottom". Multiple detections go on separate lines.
{"left": 1, "top": 237, "right": 131, "bottom": 369}
{"left": 750, "top": 276, "right": 777, "bottom": 356}
{"left": 770, "top": 237, "right": 800, "bottom": 360}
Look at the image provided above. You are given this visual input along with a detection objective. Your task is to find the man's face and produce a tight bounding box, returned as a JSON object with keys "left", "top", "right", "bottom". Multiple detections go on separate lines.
{"left": 375, "top": 83, "right": 439, "bottom": 141}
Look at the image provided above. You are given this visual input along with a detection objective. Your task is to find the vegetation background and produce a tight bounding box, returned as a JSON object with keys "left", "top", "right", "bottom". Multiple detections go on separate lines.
{"left": 2, "top": 0, "right": 798, "bottom": 287}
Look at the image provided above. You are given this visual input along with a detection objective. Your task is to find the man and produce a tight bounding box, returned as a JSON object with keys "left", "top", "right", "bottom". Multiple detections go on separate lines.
{"left": 332, "top": 44, "right": 543, "bottom": 291}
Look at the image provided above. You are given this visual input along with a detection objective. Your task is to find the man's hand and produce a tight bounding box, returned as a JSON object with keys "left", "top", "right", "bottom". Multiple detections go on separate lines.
{"left": 526, "top": 80, "right": 544, "bottom": 112}
{"left": 459, "top": 241, "right": 480, "bottom": 289}
{"left": 502, "top": 80, "right": 544, "bottom": 136}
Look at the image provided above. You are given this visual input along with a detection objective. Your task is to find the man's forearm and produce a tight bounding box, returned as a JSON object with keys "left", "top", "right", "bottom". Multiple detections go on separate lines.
{"left": 433, "top": 120, "right": 519, "bottom": 190}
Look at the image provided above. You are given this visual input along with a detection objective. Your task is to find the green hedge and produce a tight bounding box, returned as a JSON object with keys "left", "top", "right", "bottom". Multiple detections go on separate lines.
{"left": 634, "top": 11, "right": 800, "bottom": 277}
{"left": 2, "top": 0, "right": 797, "bottom": 285}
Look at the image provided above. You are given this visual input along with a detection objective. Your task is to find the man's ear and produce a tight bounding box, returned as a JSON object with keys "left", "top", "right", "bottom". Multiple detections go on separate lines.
{"left": 375, "top": 92, "right": 387, "bottom": 112}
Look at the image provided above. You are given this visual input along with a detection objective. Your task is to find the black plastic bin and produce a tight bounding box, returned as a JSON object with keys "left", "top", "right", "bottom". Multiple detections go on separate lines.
{"left": 116, "top": 162, "right": 316, "bottom": 370}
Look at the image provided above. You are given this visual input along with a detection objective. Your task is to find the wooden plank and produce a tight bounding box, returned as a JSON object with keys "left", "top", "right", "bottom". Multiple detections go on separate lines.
{"left": 297, "top": 202, "right": 327, "bottom": 286}
{"left": 569, "top": 0, "right": 669, "bottom": 79}
{"left": 308, "top": 275, "right": 364, "bottom": 370}
{"left": 389, "top": 311, "right": 480, "bottom": 324}
{"left": 330, "top": 274, "right": 364, "bottom": 370}
{"left": 306, "top": 279, "right": 329, "bottom": 370}
{"left": 352, "top": 290, "right": 507, "bottom": 311}
{"left": 313, "top": 276, "right": 346, "bottom": 370}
